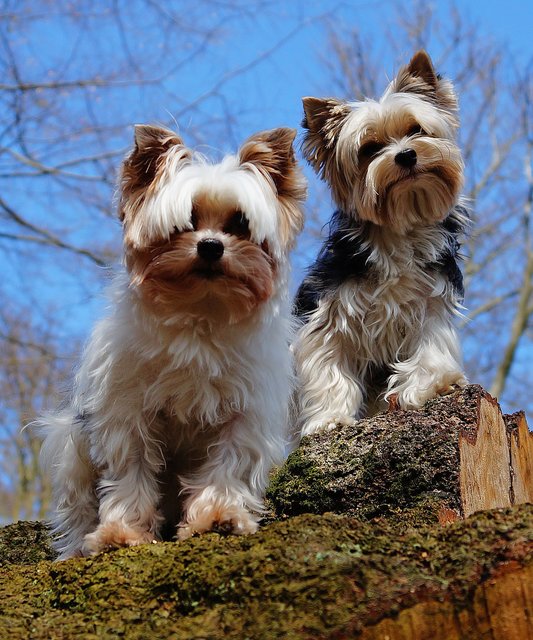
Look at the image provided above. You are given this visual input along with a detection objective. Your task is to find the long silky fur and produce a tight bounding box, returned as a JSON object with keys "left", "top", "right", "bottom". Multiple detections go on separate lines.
{"left": 294, "top": 51, "right": 468, "bottom": 436}
{"left": 38, "top": 126, "right": 306, "bottom": 559}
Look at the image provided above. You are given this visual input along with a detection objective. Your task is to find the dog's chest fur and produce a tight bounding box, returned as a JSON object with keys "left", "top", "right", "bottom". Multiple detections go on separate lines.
{"left": 334, "top": 267, "right": 439, "bottom": 367}
{"left": 295, "top": 209, "right": 464, "bottom": 370}
{"left": 142, "top": 326, "right": 255, "bottom": 428}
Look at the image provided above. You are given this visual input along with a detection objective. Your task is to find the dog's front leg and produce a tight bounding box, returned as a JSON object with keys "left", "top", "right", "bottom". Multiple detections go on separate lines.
{"left": 177, "top": 414, "right": 276, "bottom": 540}
{"left": 293, "top": 309, "right": 365, "bottom": 436}
{"left": 82, "top": 416, "right": 164, "bottom": 555}
{"left": 385, "top": 311, "right": 467, "bottom": 410}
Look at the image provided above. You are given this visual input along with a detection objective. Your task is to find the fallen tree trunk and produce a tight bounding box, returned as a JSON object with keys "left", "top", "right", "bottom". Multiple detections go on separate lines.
{"left": 1, "top": 385, "right": 532, "bottom": 639}
{"left": 0, "top": 507, "right": 532, "bottom": 639}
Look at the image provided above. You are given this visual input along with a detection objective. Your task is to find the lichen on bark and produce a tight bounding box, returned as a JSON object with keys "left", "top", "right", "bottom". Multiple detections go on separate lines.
{"left": 267, "top": 388, "right": 485, "bottom": 522}
{"left": 1, "top": 506, "right": 532, "bottom": 639}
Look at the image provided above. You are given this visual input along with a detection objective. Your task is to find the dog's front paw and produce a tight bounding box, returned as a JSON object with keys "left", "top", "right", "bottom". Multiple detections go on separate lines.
{"left": 177, "top": 503, "right": 259, "bottom": 541}
{"left": 82, "top": 521, "right": 158, "bottom": 555}
{"left": 301, "top": 414, "right": 355, "bottom": 436}
{"left": 387, "top": 371, "right": 468, "bottom": 410}
{"left": 434, "top": 378, "right": 468, "bottom": 397}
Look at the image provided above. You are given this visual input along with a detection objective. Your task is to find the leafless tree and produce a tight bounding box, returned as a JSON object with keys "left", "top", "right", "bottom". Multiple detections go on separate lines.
{"left": 0, "top": 309, "right": 76, "bottom": 521}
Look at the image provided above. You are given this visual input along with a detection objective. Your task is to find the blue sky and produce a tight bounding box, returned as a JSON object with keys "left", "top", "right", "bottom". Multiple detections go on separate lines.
{"left": 1, "top": 0, "right": 532, "bottom": 410}
{"left": 468, "top": 0, "right": 531, "bottom": 60}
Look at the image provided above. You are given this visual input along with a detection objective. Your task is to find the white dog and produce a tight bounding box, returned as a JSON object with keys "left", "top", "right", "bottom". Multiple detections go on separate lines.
{"left": 39, "top": 124, "right": 305, "bottom": 559}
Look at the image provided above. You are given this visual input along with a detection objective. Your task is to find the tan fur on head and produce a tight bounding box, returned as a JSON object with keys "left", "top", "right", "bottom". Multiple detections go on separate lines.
{"left": 116, "top": 125, "right": 306, "bottom": 324}
{"left": 301, "top": 50, "right": 463, "bottom": 233}
{"left": 126, "top": 195, "right": 276, "bottom": 324}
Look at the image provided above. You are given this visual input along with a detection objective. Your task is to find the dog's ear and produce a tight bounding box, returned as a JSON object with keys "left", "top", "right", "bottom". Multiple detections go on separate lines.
{"left": 133, "top": 124, "right": 183, "bottom": 152}
{"left": 301, "top": 97, "right": 351, "bottom": 176}
{"left": 393, "top": 50, "right": 438, "bottom": 95}
{"left": 119, "top": 125, "right": 187, "bottom": 220}
{"left": 239, "top": 127, "right": 299, "bottom": 197}
{"left": 239, "top": 127, "right": 306, "bottom": 249}
{"left": 392, "top": 50, "right": 458, "bottom": 112}
{"left": 406, "top": 50, "right": 438, "bottom": 88}
{"left": 301, "top": 97, "right": 354, "bottom": 209}
{"left": 302, "top": 97, "right": 350, "bottom": 134}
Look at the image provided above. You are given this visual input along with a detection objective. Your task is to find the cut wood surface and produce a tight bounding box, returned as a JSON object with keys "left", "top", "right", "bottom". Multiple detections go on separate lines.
{"left": 506, "top": 411, "right": 533, "bottom": 505}
{"left": 459, "top": 391, "right": 513, "bottom": 515}
{"left": 459, "top": 390, "right": 533, "bottom": 516}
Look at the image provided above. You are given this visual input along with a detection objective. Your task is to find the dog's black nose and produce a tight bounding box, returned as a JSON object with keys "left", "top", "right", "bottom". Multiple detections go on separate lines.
{"left": 197, "top": 238, "right": 224, "bottom": 262}
{"left": 395, "top": 148, "right": 417, "bottom": 168}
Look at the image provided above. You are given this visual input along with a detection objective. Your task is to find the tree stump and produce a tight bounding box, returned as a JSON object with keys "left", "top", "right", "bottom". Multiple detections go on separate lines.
{"left": 267, "top": 384, "right": 533, "bottom": 524}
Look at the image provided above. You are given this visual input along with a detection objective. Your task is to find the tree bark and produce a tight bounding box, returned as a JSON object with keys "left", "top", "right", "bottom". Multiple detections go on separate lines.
{"left": 267, "top": 385, "right": 533, "bottom": 524}
{"left": 1, "top": 385, "right": 532, "bottom": 639}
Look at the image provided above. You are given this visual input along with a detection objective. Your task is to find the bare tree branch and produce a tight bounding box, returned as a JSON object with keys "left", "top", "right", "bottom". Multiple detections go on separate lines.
{"left": 0, "top": 197, "right": 108, "bottom": 266}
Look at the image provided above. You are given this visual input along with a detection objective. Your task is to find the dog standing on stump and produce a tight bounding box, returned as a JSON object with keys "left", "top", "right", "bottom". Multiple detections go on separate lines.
{"left": 294, "top": 51, "right": 468, "bottom": 436}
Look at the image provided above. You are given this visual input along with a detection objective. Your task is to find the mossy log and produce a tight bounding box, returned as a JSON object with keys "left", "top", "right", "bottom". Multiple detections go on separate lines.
{"left": 1, "top": 384, "right": 532, "bottom": 639}
{"left": 0, "top": 520, "right": 55, "bottom": 566}
{"left": 267, "top": 384, "right": 533, "bottom": 525}
{"left": 1, "top": 507, "right": 532, "bottom": 639}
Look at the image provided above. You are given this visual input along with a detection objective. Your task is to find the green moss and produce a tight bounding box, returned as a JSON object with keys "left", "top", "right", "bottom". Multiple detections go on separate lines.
{"left": 1, "top": 506, "right": 532, "bottom": 639}
{"left": 265, "top": 447, "right": 337, "bottom": 516}
{"left": 268, "top": 404, "right": 464, "bottom": 523}
{"left": 0, "top": 521, "right": 55, "bottom": 566}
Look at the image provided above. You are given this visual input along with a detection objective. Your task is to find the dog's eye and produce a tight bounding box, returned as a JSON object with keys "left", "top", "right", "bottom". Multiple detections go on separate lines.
{"left": 407, "top": 124, "right": 427, "bottom": 137}
{"left": 358, "top": 141, "right": 385, "bottom": 160}
{"left": 224, "top": 211, "right": 250, "bottom": 238}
